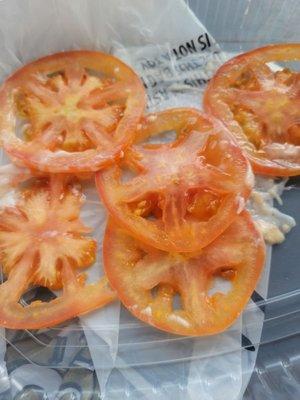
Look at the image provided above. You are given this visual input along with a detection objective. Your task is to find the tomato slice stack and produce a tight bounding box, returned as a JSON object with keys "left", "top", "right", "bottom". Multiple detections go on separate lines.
{"left": 0, "top": 47, "right": 276, "bottom": 334}
{"left": 97, "top": 106, "right": 265, "bottom": 335}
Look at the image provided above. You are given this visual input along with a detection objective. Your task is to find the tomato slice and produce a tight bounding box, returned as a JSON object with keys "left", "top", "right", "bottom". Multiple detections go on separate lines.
{"left": 204, "top": 44, "right": 300, "bottom": 176}
{"left": 96, "top": 108, "right": 253, "bottom": 252}
{"left": 103, "top": 211, "right": 265, "bottom": 336}
{"left": 0, "top": 164, "right": 33, "bottom": 192}
{"left": 0, "top": 51, "right": 146, "bottom": 173}
{"left": 0, "top": 176, "right": 116, "bottom": 329}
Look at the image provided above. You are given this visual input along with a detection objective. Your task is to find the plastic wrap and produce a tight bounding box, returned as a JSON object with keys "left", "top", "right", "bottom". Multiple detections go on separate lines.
{"left": 0, "top": 1, "right": 299, "bottom": 399}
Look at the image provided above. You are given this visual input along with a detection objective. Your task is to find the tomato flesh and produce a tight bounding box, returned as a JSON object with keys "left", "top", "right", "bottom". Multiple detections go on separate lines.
{"left": 96, "top": 108, "right": 253, "bottom": 252}
{"left": 204, "top": 44, "right": 300, "bottom": 176}
{"left": 0, "top": 176, "right": 116, "bottom": 329}
{"left": 0, "top": 51, "right": 146, "bottom": 173}
{"left": 103, "top": 211, "right": 265, "bottom": 336}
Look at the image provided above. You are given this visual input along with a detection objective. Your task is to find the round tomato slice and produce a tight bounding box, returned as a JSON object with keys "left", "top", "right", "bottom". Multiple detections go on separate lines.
{"left": 204, "top": 44, "right": 300, "bottom": 176}
{"left": 96, "top": 108, "right": 253, "bottom": 252}
{"left": 0, "top": 51, "right": 146, "bottom": 173}
{"left": 0, "top": 176, "right": 116, "bottom": 329}
{"left": 104, "top": 211, "right": 265, "bottom": 336}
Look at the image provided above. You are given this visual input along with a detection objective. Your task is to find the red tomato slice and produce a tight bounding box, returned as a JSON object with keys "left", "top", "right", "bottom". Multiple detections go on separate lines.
{"left": 204, "top": 44, "right": 300, "bottom": 176}
{"left": 103, "top": 211, "right": 265, "bottom": 336}
{"left": 0, "top": 51, "right": 146, "bottom": 173}
{"left": 96, "top": 108, "right": 253, "bottom": 252}
{"left": 0, "top": 176, "right": 116, "bottom": 329}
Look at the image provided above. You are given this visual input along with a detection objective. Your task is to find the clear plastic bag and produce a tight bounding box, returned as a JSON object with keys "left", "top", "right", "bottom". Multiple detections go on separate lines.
{"left": 0, "top": 1, "right": 299, "bottom": 399}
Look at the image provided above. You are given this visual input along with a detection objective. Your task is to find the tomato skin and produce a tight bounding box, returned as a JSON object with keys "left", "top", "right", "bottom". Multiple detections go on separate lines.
{"left": 0, "top": 51, "right": 146, "bottom": 173}
{"left": 204, "top": 44, "right": 300, "bottom": 177}
{"left": 103, "top": 211, "right": 265, "bottom": 336}
{"left": 0, "top": 265, "right": 116, "bottom": 330}
{"left": 96, "top": 108, "right": 253, "bottom": 253}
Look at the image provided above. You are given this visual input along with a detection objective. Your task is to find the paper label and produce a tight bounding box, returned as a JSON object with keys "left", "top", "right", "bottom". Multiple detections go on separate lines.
{"left": 114, "top": 32, "right": 224, "bottom": 110}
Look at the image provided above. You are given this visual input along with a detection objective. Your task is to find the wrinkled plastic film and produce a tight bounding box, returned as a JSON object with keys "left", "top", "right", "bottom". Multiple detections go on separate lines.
{"left": 0, "top": 0, "right": 264, "bottom": 398}
{"left": 0, "top": 0, "right": 297, "bottom": 399}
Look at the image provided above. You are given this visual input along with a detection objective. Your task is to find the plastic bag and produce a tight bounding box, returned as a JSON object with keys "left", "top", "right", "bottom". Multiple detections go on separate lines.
{"left": 0, "top": 1, "right": 293, "bottom": 399}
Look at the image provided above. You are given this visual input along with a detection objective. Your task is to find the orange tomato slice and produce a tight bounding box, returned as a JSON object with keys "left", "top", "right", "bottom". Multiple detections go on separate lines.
{"left": 0, "top": 176, "right": 116, "bottom": 329}
{"left": 0, "top": 51, "right": 146, "bottom": 173}
{"left": 96, "top": 108, "right": 253, "bottom": 252}
{"left": 204, "top": 44, "right": 300, "bottom": 176}
{"left": 103, "top": 211, "right": 265, "bottom": 336}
